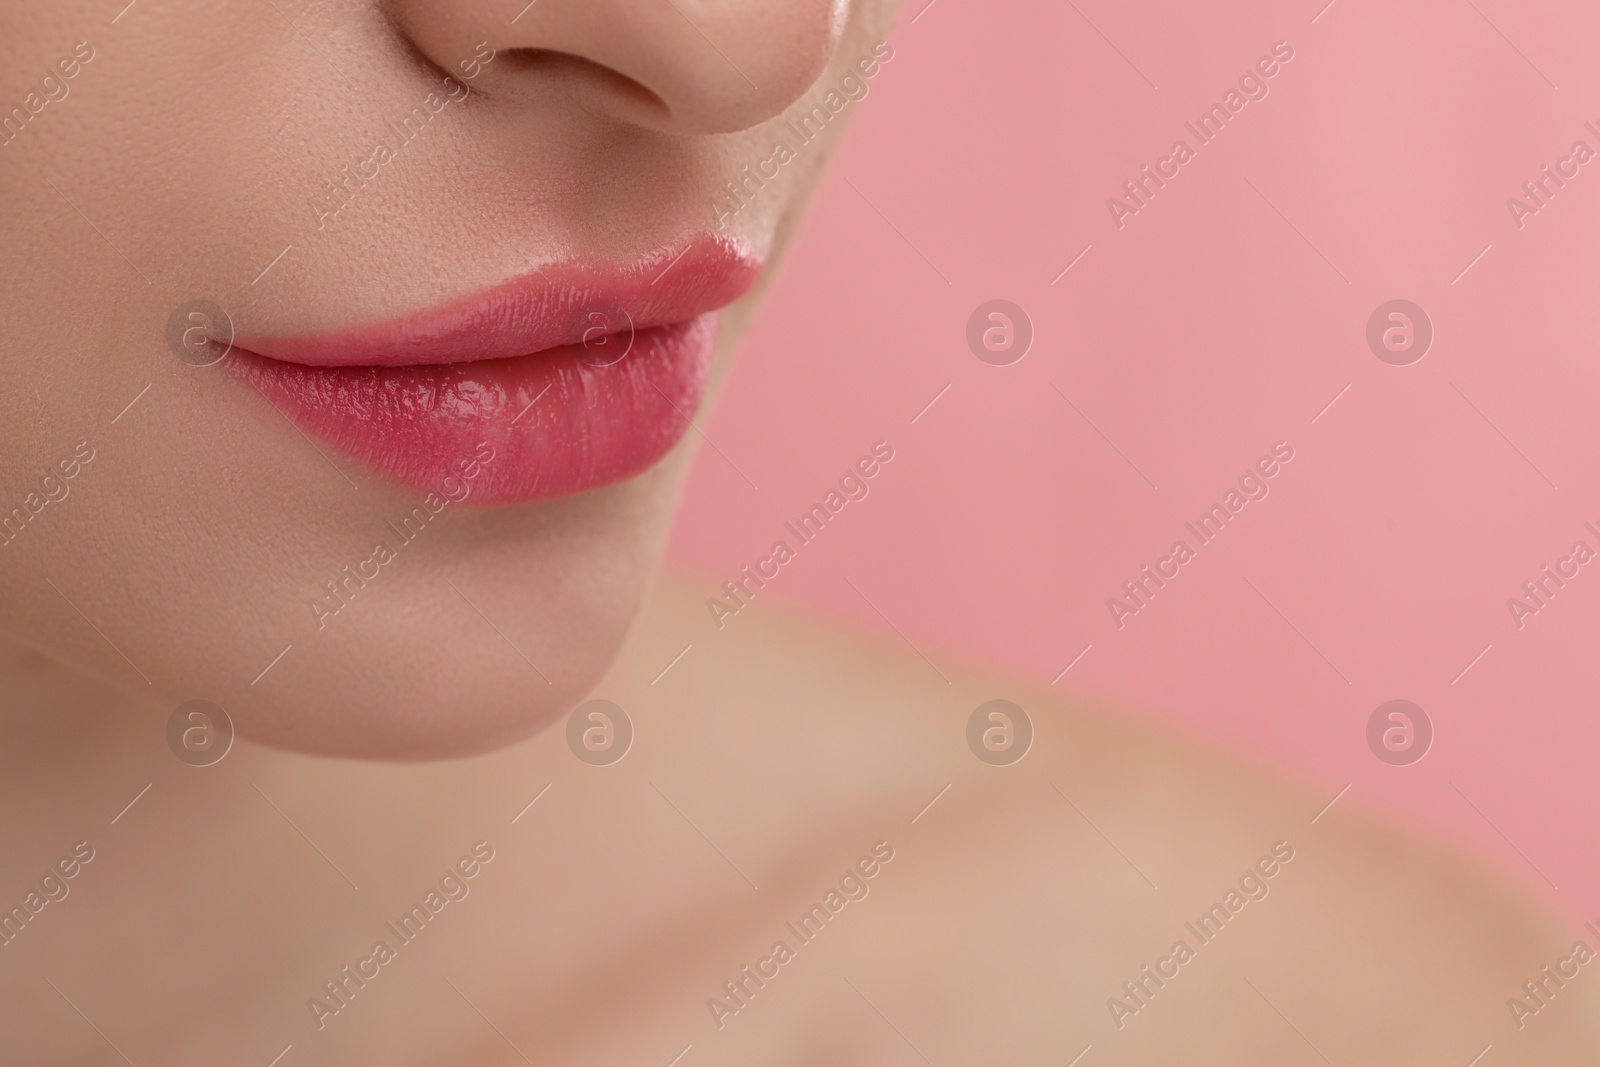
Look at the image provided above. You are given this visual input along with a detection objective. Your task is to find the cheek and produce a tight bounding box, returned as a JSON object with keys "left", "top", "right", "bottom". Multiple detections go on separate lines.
{"left": 0, "top": 352, "right": 696, "bottom": 758}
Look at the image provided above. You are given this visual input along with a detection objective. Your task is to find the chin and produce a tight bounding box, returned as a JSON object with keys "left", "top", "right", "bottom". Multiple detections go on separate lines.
{"left": 236, "top": 462, "right": 682, "bottom": 761}
{"left": 26, "top": 441, "right": 687, "bottom": 763}
{"left": 230, "top": 642, "right": 611, "bottom": 762}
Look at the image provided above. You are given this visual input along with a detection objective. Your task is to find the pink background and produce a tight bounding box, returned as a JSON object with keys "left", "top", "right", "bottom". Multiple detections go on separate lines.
{"left": 670, "top": 0, "right": 1599, "bottom": 917}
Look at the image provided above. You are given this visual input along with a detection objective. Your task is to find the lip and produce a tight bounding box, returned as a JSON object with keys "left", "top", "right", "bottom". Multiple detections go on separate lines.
{"left": 225, "top": 236, "right": 761, "bottom": 507}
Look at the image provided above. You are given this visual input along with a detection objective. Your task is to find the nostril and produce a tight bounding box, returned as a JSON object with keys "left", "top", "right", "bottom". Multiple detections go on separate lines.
{"left": 381, "top": 0, "right": 850, "bottom": 137}
{"left": 491, "top": 49, "right": 672, "bottom": 120}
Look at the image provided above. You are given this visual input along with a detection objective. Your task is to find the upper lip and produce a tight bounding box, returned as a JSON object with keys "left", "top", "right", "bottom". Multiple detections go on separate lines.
{"left": 234, "top": 235, "right": 761, "bottom": 368}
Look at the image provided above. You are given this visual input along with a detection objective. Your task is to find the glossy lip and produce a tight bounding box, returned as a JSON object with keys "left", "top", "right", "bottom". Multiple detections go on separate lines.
{"left": 226, "top": 236, "right": 761, "bottom": 507}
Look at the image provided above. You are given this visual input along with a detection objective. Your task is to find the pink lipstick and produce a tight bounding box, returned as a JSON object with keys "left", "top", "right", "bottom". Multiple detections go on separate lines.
{"left": 226, "top": 237, "right": 760, "bottom": 507}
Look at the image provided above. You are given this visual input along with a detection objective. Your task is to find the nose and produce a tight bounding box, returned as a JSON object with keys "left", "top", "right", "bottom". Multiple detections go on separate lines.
{"left": 382, "top": 0, "right": 850, "bottom": 135}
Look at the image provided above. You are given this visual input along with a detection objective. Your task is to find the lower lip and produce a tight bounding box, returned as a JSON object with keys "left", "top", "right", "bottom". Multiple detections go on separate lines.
{"left": 228, "top": 314, "right": 717, "bottom": 507}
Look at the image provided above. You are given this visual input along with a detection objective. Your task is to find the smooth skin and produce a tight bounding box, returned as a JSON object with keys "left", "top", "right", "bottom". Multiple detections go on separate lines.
{"left": 0, "top": 1, "right": 1596, "bottom": 1063}
{"left": 0, "top": 0, "right": 883, "bottom": 757}
{"left": 3, "top": 576, "right": 1598, "bottom": 1063}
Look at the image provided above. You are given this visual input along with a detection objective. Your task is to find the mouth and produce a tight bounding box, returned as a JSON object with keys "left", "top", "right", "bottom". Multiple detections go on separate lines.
{"left": 224, "top": 236, "right": 761, "bottom": 507}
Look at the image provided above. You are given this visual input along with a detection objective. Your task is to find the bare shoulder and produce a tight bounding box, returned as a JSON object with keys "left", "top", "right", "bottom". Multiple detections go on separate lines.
{"left": 614, "top": 571, "right": 1600, "bottom": 1064}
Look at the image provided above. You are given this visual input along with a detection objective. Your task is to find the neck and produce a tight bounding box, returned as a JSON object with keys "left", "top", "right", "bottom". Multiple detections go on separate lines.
{"left": 0, "top": 637, "right": 160, "bottom": 773}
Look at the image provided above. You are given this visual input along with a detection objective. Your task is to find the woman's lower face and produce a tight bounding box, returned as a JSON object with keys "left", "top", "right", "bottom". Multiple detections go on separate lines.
{"left": 0, "top": 0, "right": 900, "bottom": 757}
{"left": 6, "top": 4, "right": 1599, "bottom": 1066}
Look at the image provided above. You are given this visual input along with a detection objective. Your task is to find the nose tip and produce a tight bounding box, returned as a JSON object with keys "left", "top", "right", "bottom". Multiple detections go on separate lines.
{"left": 385, "top": 0, "right": 852, "bottom": 135}
{"left": 615, "top": 0, "right": 851, "bottom": 134}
